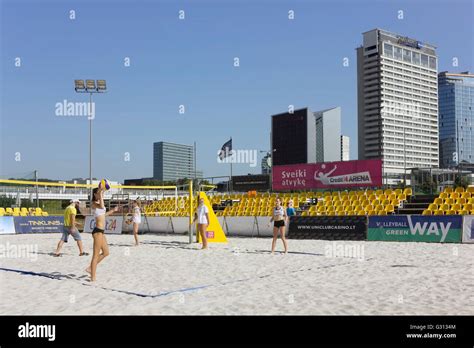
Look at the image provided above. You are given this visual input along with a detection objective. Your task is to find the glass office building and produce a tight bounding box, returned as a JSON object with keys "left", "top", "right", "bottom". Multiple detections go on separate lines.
{"left": 271, "top": 107, "right": 341, "bottom": 166}
{"left": 438, "top": 71, "right": 474, "bottom": 168}
{"left": 153, "top": 142, "right": 195, "bottom": 181}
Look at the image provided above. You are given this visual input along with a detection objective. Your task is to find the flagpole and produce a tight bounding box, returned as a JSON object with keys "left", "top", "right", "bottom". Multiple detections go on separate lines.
{"left": 229, "top": 137, "right": 233, "bottom": 193}
{"left": 230, "top": 162, "right": 233, "bottom": 193}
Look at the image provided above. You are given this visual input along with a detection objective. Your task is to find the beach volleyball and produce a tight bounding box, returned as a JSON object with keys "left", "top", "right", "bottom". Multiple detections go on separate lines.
{"left": 99, "top": 178, "right": 111, "bottom": 190}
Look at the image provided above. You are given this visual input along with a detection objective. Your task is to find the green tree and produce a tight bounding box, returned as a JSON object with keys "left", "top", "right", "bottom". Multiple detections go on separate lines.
{"left": 454, "top": 175, "right": 470, "bottom": 189}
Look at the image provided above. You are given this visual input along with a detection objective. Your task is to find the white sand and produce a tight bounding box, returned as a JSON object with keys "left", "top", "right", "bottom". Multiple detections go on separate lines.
{"left": 0, "top": 233, "right": 472, "bottom": 315}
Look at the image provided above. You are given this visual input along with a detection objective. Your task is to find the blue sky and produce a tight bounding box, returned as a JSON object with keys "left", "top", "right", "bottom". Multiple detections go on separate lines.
{"left": 1, "top": 0, "right": 472, "bottom": 182}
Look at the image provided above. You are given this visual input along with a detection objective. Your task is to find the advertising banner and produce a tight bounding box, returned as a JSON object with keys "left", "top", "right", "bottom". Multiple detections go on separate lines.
{"left": 84, "top": 216, "right": 123, "bottom": 234}
{"left": 14, "top": 216, "right": 64, "bottom": 234}
{"left": 368, "top": 215, "right": 462, "bottom": 243}
{"left": 288, "top": 216, "right": 367, "bottom": 240}
{"left": 272, "top": 159, "right": 382, "bottom": 191}
{"left": 0, "top": 217, "right": 16, "bottom": 235}
{"left": 462, "top": 216, "right": 474, "bottom": 243}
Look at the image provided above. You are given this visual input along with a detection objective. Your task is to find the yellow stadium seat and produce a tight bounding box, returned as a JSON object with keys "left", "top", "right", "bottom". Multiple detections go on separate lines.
{"left": 404, "top": 188, "right": 412, "bottom": 196}
{"left": 351, "top": 201, "right": 360, "bottom": 208}
{"left": 467, "top": 187, "right": 474, "bottom": 193}
{"left": 384, "top": 189, "right": 393, "bottom": 196}
{"left": 439, "top": 193, "right": 448, "bottom": 200}
{"left": 394, "top": 189, "right": 402, "bottom": 195}
{"left": 422, "top": 209, "right": 432, "bottom": 215}
{"left": 456, "top": 198, "right": 466, "bottom": 205}
{"left": 464, "top": 203, "right": 473, "bottom": 211}
{"left": 365, "top": 206, "right": 374, "bottom": 214}
{"left": 356, "top": 210, "right": 366, "bottom": 216}
{"left": 444, "top": 198, "right": 454, "bottom": 205}
{"left": 444, "top": 187, "right": 453, "bottom": 193}
{"left": 461, "top": 192, "right": 471, "bottom": 199}
{"left": 446, "top": 210, "right": 456, "bottom": 215}
{"left": 428, "top": 203, "right": 438, "bottom": 211}
{"left": 12, "top": 211, "right": 20, "bottom": 216}
{"left": 374, "top": 205, "right": 384, "bottom": 212}
{"left": 452, "top": 203, "right": 461, "bottom": 212}
{"left": 398, "top": 194, "right": 407, "bottom": 201}
{"left": 6, "top": 207, "right": 13, "bottom": 215}
{"left": 377, "top": 210, "right": 387, "bottom": 215}
{"left": 455, "top": 187, "right": 464, "bottom": 193}
{"left": 434, "top": 210, "right": 444, "bottom": 215}
{"left": 385, "top": 204, "right": 395, "bottom": 214}
{"left": 450, "top": 192, "right": 460, "bottom": 200}
{"left": 459, "top": 210, "right": 469, "bottom": 215}
{"left": 440, "top": 203, "right": 450, "bottom": 211}
{"left": 434, "top": 198, "right": 443, "bottom": 205}
{"left": 391, "top": 199, "right": 400, "bottom": 207}
{"left": 388, "top": 193, "right": 397, "bottom": 201}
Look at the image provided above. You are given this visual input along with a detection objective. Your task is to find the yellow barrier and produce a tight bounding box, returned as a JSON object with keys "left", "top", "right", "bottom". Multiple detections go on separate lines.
{"left": 196, "top": 191, "right": 227, "bottom": 244}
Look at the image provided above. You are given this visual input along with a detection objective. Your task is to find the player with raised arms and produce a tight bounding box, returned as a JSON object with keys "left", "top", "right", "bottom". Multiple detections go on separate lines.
{"left": 86, "top": 179, "right": 118, "bottom": 281}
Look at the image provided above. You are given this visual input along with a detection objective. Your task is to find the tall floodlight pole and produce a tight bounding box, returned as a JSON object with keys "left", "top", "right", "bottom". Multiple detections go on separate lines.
{"left": 74, "top": 79, "right": 107, "bottom": 208}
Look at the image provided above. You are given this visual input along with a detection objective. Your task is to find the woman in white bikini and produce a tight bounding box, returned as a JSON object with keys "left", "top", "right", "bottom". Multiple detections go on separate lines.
{"left": 131, "top": 200, "right": 141, "bottom": 246}
{"left": 86, "top": 186, "right": 118, "bottom": 281}
{"left": 194, "top": 197, "right": 210, "bottom": 250}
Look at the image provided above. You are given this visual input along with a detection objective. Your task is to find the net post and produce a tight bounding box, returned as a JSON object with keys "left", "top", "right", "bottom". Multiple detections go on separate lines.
{"left": 188, "top": 179, "right": 193, "bottom": 244}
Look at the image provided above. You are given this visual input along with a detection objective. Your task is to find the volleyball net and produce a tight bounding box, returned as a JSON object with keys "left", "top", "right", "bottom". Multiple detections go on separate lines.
{"left": 0, "top": 179, "right": 180, "bottom": 216}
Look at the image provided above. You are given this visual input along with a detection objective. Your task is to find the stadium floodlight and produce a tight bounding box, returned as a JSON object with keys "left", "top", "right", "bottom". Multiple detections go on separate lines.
{"left": 74, "top": 80, "right": 85, "bottom": 92}
{"left": 86, "top": 79, "right": 96, "bottom": 91}
{"left": 96, "top": 80, "right": 107, "bottom": 92}
{"left": 74, "top": 78, "right": 108, "bottom": 207}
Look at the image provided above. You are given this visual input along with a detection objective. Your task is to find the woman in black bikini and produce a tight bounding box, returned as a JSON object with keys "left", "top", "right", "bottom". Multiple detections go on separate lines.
{"left": 86, "top": 186, "right": 118, "bottom": 281}
{"left": 268, "top": 197, "right": 288, "bottom": 254}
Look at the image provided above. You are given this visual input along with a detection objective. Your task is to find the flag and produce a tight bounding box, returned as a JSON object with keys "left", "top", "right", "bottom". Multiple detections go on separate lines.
{"left": 218, "top": 138, "right": 232, "bottom": 160}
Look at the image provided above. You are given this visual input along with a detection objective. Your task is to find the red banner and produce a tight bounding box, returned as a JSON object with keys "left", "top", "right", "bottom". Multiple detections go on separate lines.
{"left": 272, "top": 159, "right": 382, "bottom": 190}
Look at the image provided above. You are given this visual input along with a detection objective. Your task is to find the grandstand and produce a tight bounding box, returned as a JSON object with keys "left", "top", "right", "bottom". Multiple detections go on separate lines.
{"left": 3, "top": 178, "right": 474, "bottom": 219}
{"left": 422, "top": 186, "right": 474, "bottom": 216}
{"left": 144, "top": 188, "right": 414, "bottom": 217}
{"left": 0, "top": 207, "right": 48, "bottom": 217}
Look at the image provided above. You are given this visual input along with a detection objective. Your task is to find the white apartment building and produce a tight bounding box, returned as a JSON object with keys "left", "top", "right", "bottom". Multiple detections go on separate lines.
{"left": 357, "top": 29, "right": 439, "bottom": 183}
